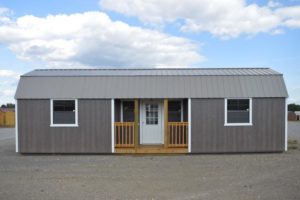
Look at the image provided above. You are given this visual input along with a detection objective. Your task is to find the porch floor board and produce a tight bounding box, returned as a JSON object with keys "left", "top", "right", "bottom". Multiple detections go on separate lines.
{"left": 115, "top": 146, "right": 188, "bottom": 154}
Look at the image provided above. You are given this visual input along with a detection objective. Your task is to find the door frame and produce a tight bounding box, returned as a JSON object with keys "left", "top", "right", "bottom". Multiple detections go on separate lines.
{"left": 139, "top": 99, "right": 164, "bottom": 145}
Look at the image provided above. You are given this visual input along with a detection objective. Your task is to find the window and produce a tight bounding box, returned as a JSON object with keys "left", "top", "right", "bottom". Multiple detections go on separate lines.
{"left": 121, "top": 101, "right": 134, "bottom": 122}
{"left": 168, "top": 100, "right": 182, "bottom": 122}
{"left": 51, "top": 99, "right": 78, "bottom": 127}
{"left": 146, "top": 103, "right": 158, "bottom": 125}
{"left": 225, "top": 98, "right": 252, "bottom": 126}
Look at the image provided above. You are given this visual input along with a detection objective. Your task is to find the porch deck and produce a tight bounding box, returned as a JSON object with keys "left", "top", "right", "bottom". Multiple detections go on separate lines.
{"left": 113, "top": 99, "right": 189, "bottom": 154}
{"left": 115, "top": 145, "right": 188, "bottom": 154}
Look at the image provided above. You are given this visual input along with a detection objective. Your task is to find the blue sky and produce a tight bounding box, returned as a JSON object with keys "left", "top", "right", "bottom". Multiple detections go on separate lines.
{"left": 0, "top": 0, "right": 299, "bottom": 104}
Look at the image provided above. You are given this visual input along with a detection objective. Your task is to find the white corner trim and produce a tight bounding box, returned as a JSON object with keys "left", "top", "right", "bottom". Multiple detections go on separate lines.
{"left": 188, "top": 98, "right": 191, "bottom": 153}
{"left": 224, "top": 98, "right": 253, "bottom": 127}
{"left": 111, "top": 99, "right": 115, "bottom": 153}
{"left": 50, "top": 99, "right": 78, "bottom": 127}
{"left": 285, "top": 98, "right": 288, "bottom": 151}
{"left": 15, "top": 100, "right": 18, "bottom": 153}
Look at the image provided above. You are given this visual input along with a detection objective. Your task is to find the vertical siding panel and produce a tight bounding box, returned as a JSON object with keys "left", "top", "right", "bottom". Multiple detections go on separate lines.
{"left": 191, "top": 98, "right": 285, "bottom": 153}
{"left": 18, "top": 99, "right": 111, "bottom": 153}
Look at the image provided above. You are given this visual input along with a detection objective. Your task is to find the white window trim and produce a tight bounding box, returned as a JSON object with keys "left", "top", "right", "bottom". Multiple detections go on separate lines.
{"left": 50, "top": 99, "right": 78, "bottom": 127}
{"left": 224, "top": 98, "right": 253, "bottom": 126}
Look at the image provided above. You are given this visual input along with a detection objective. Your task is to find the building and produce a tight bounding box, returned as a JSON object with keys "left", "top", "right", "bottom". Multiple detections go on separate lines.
{"left": 288, "top": 111, "right": 300, "bottom": 121}
{"left": 15, "top": 68, "right": 288, "bottom": 154}
{"left": 295, "top": 111, "right": 300, "bottom": 121}
{"left": 288, "top": 111, "right": 297, "bottom": 121}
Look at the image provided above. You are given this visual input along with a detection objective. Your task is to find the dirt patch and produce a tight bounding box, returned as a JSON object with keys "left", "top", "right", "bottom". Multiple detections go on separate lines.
{"left": 288, "top": 139, "right": 298, "bottom": 150}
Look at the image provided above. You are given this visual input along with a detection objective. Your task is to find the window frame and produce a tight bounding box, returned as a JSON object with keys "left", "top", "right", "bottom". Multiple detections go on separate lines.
{"left": 50, "top": 99, "right": 78, "bottom": 127}
{"left": 224, "top": 98, "right": 252, "bottom": 126}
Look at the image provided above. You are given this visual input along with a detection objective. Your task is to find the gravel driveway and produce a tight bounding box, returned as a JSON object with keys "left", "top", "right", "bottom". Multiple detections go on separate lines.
{"left": 0, "top": 125, "right": 300, "bottom": 200}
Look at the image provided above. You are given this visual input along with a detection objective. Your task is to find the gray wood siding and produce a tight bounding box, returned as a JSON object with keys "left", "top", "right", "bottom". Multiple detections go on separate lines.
{"left": 191, "top": 98, "right": 285, "bottom": 153}
{"left": 18, "top": 99, "right": 112, "bottom": 153}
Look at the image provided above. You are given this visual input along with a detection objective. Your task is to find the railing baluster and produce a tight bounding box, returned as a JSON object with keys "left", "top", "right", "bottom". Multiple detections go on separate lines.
{"left": 179, "top": 123, "right": 182, "bottom": 145}
{"left": 129, "top": 124, "right": 131, "bottom": 146}
{"left": 166, "top": 122, "right": 188, "bottom": 148}
{"left": 114, "top": 122, "right": 135, "bottom": 148}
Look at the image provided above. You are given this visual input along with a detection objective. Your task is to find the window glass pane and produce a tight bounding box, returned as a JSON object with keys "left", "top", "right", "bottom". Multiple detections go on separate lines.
{"left": 227, "top": 99, "right": 249, "bottom": 111}
{"left": 227, "top": 99, "right": 250, "bottom": 123}
{"left": 122, "top": 101, "right": 134, "bottom": 122}
{"left": 53, "top": 100, "right": 76, "bottom": 124}
{"left": 146, "top": 103, "right": 158, "bottom": 125}
{"left": 227, "top": 111, "right": 249, "bottom": 123}
{"left": 168, "top": 101, "right": 181, "bottom": 122}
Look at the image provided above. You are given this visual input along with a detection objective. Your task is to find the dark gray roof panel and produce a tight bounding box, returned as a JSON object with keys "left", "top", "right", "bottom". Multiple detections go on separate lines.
{"left": 22, "top": 68, "right": 281, "bottom": 77}
{"left": 15, "top": 69, "right": 288, "bottom": 99}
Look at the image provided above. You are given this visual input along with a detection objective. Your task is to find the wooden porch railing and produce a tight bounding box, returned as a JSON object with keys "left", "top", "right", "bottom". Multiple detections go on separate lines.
{"left": 167, "top": 122, "right": 188, "bottom": 148}
{"left": 115, "top": 122, "right": 135, "bottom": 148}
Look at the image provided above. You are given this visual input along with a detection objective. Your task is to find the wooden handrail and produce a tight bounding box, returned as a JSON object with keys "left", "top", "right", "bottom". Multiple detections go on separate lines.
{"left": 115, "top": 122, "right": 135, "bottom": 148}
{"left": 167, "top": 122, "right": 188, "bottom": 148}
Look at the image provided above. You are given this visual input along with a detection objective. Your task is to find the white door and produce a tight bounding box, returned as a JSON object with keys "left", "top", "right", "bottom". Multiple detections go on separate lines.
{"left": 140, "top": 100, "right": 164, "bottom": 144}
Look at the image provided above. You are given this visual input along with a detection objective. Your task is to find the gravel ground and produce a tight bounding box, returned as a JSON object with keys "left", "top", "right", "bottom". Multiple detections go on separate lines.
{"left": 0, "top": 125, "right": 300, "bottom": 200}
{"left": 288, "top": 121, "right": 300, "bottom": 140}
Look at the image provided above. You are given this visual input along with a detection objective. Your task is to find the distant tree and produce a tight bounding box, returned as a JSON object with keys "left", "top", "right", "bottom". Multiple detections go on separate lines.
{"left": 0, "top": 103, "right": 15, "bottom": 109}
{"left": 288, "top": 103, "right": 300, "bottom": 112}
{"left": 6, "top": 103, "right": 15, "bottom": 108}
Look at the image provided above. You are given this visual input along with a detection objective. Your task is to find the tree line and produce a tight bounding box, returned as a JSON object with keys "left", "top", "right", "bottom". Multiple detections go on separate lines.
{"left": 288, "top": 103, "right": 300, "bottom": 112}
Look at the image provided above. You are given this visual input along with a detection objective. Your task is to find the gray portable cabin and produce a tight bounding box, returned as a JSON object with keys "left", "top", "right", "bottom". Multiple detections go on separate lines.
{"left": 15, "top": 68, "right": 288, "bottom": 154}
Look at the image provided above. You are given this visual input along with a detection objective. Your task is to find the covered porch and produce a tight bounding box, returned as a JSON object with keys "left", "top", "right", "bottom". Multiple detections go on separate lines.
{"left": 112, "top": 99, "right": 190, "bottom": 154}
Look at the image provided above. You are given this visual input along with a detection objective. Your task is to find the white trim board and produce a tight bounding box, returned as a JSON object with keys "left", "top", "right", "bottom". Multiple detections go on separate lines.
{"left": 111, "top": 99, "right": 115, "bottom": 153}
{"left": 285, "top": 98, "right": 288, "bottom": 151}
{"left": 188, "top": 98, "right": 191, "bottom": 153}
{"left": 50, "top": 99, "right": 78, "bottom": 127}
{"left": 224, "top": 98, "right": 253, "bottom": 126}
{"left": 15, "top": 100, "right": 18, "bottom": 153}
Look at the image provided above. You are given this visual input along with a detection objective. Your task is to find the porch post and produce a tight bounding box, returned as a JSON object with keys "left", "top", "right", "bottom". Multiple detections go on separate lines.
{"left": 188, "top": 98, "right": 191, "bottom": 153}
{"left": 111, "top": 99, "right": 115, "bottom": 153}
{"left": 164, "top": 99, "right": 168, "bottom": 148}
{"left": 134, "top": 99, "right": 139, "bottom": 149}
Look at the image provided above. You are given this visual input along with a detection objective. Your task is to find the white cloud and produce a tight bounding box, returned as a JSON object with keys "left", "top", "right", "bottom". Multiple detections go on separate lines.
{"left": 268, "top": 1, "right": 282, "bottom": 8}
{"left": 0, "top": 7, "right": 12, "bottom": 24}
{"left": 0, "top": 69, "right": 20, "bottom": 105}
{"left": 275, "top": 6, "right": 300, "bottom": 28}
{"left": 100, "top": 0, "right": 300, "bottom": 38}
{"left": 0, "top": 69, "right": 20, "bottom": 79}
{"left": 0, "top": 11, "right": 203, "bottom": 68}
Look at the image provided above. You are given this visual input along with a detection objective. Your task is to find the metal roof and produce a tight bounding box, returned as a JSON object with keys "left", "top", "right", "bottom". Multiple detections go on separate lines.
{"left": 23, "top": 68, "right": 281, "bottom": 77}
{"left": 15, "top": 68, "right": 288, "bottom": 99}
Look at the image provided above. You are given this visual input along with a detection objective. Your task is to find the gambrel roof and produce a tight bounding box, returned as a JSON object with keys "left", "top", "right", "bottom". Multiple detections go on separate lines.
{"left": 15, "top": 68, "right": 288, "bottom": 99}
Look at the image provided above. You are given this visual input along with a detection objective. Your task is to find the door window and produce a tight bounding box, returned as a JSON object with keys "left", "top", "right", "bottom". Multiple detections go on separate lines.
{"left": 146, "top": 103, "right": 158, "bottom": 125}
